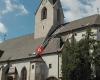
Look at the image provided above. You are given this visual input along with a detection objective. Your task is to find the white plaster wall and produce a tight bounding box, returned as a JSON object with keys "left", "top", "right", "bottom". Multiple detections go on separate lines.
{"left": 34, "top": 1, "right": 54, "bottom": 39}
{"left": 0, "top": 55, "right": 60, "bottom": 80}
{"left": 12, "top": 61, "right": 30, "bottom": 80}
{"left": 0, "top": 64, "right": 11, "bottom": 80}
{"left": 75, "top": 31, "right": 85, "bottom": 41}
{"left": 0, "top": 61, "right": 31, "bottom": 80}
{"left": 30, "top": 63, "right": 36, "bottom": 80}
{"left": 91, "top": 28, "right": 97, "bottom": 39}
{"left": 63, "top": 28, "right": 97, "bottom": 42}
{"left": 42, "top": 54, "right": 59, "bottom": 78}
{"left": 75, "top": 28, "right": 97, "bottom": 41}
{"left": 0, "top": 61, "right": 36, "bottom": 80}
{"left": 34, "top": 0, "right": 64, "bottom": 39}
{"left": 59, "top": 54, "right": 62, "bottom": 78}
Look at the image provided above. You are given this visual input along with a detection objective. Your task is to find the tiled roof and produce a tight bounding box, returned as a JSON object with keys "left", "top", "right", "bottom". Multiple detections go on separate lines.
{"left": 0, "top": 34, "right": 60, "bottom": 62}
{"left": 0, "top": 14, "right": 100, "bottom": 62}
{"left": 55, "top": 14, "right": 100, "bottom": 35}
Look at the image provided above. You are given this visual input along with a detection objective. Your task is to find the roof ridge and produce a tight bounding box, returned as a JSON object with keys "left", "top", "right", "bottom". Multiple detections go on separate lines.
{"left": 54, "top": 14, "right": 100, "bottom": 34}
{"left": 69, "top": 14, "right": 99, "bottom": 23}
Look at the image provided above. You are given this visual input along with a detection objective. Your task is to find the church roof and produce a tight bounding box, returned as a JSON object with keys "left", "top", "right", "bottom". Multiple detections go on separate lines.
{"left": 0, "top": 14, "right": 100, "bottom": 62}
{"left": 55, "top": 14, "right": 100, "bottom": 34}
{"left": 0, "top": 34, "right": 60, "bottom": 62}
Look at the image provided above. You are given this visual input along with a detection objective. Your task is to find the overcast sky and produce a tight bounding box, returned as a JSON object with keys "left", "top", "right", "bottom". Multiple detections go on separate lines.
{"left": 61, "top": 0, "right": 100, "bottom": 21}
{"left": 0, "top": 0, "right": 100, "bottom": 42}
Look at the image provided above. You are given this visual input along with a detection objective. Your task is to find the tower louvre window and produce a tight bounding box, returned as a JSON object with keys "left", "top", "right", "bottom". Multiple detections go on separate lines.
{"left": 41, "top": 7, "right": 47, "bottom": 20}
{"left": 57, "top": 9, "right": 61, "bottom": 23}
{"left": 53, "top": 0, "right": 57, "bottom": 4}
{"left": 49, "top": 64, "right": 52, "bottom": 69}
{"left": 32, "top": 65, "right": 34, "bottom": 69}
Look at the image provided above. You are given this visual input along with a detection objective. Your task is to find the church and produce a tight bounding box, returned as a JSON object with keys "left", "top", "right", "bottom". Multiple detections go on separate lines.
{"left": 0, "top": 0, "right": 100, "bottom": 80}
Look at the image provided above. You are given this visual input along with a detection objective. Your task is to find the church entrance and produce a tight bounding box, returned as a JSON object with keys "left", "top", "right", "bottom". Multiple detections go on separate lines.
{"left": 7, "top": 76, "right": 13, "bottom": 80}
{"left": 6, "top": 74, "right": 18, "bottom": 80}
{"left": 35, "top": 61, "right": 48, "bottom": 80}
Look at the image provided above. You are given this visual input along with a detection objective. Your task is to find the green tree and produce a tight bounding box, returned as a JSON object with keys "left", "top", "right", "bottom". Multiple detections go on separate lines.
{"left": 62, "top": 28, "right": 100, "bottom": 80}
{"left": 62, "top": 34, "right": 79, "bottom": 80}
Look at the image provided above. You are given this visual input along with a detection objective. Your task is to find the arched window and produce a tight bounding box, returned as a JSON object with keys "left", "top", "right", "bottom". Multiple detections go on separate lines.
{"left": 41, "top": 7, "right": 47, "bottom": 20}
{"left": 21, "top": 67, "right": 27, "bottom": 80}
{"left": 2, "top": 66, "right": 18, "bottom": 80}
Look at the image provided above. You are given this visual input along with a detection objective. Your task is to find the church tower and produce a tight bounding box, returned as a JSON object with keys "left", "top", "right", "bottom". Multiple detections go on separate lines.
{"left": 34, "top": 0, "right": 64, "bottom": 39}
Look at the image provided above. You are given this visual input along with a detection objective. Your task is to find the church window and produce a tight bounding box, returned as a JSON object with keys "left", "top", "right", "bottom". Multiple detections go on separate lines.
{"left": 41, "top": 7, "right": 47, "bottom": 20}
{"left": 32, "top": 65, "right": 34, "bottom": 69}
{"left": 21, "top": 67, "right": 27, "bottom": 80}
{"left": 49, "top": 64, "right": 52, "bottom": 69}
{"left": 43, "top": 26, "right": 44, "bottom": 30}
{"left": 74, "top": 33, "right": 77, "bottom": 36}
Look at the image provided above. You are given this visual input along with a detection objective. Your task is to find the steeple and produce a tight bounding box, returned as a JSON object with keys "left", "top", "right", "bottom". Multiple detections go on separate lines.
{"left": 34, "top": 0, "right": 64, "bottom": 39}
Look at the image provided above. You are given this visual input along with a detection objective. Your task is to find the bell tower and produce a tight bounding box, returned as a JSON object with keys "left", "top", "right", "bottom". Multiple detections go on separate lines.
{"left": 34, "top": 0, "right": 64, "bottom": 39}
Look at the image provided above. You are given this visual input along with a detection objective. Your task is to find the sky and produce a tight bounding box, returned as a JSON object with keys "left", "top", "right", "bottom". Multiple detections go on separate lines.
{"left": 0, "top": 0, "right": 100, "bottom": 43}
{"left": 0, "top": 0, "right": 40, "bottom": 42}
{"left": 61, "top": 0, "right": 100, "bottom": 21}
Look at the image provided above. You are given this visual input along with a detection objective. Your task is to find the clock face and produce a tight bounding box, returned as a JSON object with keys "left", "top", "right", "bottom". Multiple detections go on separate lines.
{"left": 42, "top": 0, "right": 47, "bottom": 5}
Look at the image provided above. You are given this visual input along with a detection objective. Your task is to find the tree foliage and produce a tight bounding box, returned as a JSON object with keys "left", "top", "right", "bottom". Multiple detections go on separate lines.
{"left": 62, "top": 28, "right": 100, "bottom": 80}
